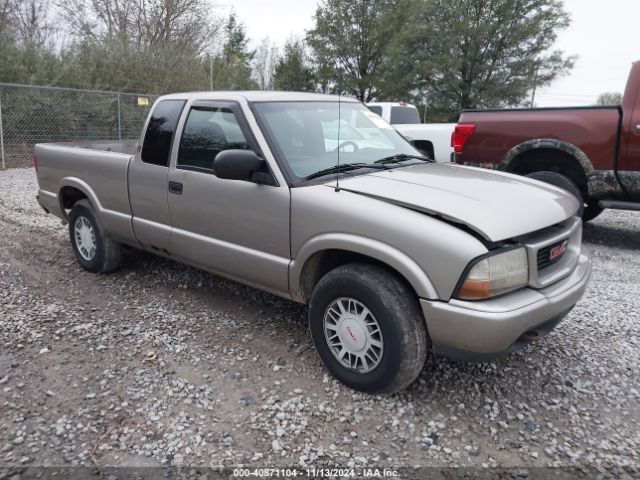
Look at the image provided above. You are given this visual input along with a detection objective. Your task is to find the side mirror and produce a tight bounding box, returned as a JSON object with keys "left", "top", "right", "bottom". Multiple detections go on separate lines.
{"left": 214, "top": 150, "right": 276, "bottom": 186}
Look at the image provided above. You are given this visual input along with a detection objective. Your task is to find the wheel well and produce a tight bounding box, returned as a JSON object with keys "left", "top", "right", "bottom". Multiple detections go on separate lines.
{"left": 59, "top": 186, "right": 88, "bottom": 210}
{"left": 507, "top": 148, "right": 588, "bottom": 194}
{"left": 299, "top": 249, "right": 420, "bottom": 303}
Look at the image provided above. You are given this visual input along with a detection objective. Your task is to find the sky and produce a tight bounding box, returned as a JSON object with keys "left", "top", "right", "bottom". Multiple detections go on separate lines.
{"left": 219, "top": 0, "right": 638, "bottom": 107}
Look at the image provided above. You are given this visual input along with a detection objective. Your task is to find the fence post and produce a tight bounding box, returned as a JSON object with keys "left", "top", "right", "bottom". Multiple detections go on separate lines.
{"left": 0, "top": 85, "right": 5, "bottom": 170}
{"left": 117, "top": 92, "right": 122, "bottom": 141}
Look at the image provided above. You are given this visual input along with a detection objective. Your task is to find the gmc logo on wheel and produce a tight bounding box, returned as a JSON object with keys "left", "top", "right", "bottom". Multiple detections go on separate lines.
{"left": 549, "top": 240, "right": 569, "bottom": 261}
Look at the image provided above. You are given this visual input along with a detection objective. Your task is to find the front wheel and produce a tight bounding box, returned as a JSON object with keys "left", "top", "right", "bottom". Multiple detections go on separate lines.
{"left": 308, "top": 263, "right": 428, "bottom": 393}
{"left": 68, "top": 199, "right": 123, "bottom": 273}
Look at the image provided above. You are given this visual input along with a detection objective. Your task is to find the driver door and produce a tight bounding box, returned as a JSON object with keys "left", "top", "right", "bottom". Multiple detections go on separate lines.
{"left": 167, "top": 101, "right": 291, "bottom": 296}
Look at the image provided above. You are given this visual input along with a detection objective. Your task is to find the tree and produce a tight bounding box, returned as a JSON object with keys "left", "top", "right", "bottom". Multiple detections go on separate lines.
{"left": 272, "top": 38, "right": 315, "bottom": 92}
{"left": 0, "top": 0, "right": 61, "bottom": 85}
{"left": 12, "top": 0, "right": 55, "bottom": 46}
{"left": 394, "top": 0, "right": 575, "bottom": 121}
{"left": 0, "top": 0, "right": 12, "bottom": 30}
{"left": 252, "top": 37, "right": 279, "bottom": 90}
{"left": 57, "top": 0, "right": 220, "bottom": 92}
{"left": 597, "top": 92, "right": 622, "bottom": 105}
{"left": 210, "top": 13, "right": 257, "bottom": 90}
{"left": 59, "top": 0, "right": 215, "bottom": 53}
{"left": 306, "top": 0, "right": 401, "bottom": 101}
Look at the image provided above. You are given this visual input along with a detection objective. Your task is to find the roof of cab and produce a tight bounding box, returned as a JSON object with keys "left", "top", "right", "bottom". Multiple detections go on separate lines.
{"left": 157, "top": 91, "right": 361, "bottom": 103}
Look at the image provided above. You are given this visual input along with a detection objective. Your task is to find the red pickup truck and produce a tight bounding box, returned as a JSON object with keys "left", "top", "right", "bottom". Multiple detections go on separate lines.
{"left": 454, "top": 61, "right": 640, "bottom": 221}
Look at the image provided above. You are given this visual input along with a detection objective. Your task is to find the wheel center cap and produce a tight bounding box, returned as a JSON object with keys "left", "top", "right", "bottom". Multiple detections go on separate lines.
{"left": 340, "top": 318, "right": 366, "bottom": 352}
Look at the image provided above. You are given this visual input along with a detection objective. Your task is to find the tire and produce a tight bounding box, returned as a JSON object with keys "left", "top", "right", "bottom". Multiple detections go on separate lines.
{"left": 582, "top": 201, "right": 604, "bottom": 222}
{"left": 68, "top": 199, "right": 123, "bottom": 273}
{"left": 308, "top": 263, "right": 428, "bottom": 394}
{"left": 525, "top": 171, "right": 585, "bottom": 217}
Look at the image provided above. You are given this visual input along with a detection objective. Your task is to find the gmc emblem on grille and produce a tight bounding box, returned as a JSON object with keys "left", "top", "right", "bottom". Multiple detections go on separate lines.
{"left": 549, "top": 240, "right": 569, "bottom": 261}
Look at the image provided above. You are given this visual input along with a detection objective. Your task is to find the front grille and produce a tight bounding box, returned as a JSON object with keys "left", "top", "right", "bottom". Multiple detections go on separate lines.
{"left": 537, "top": 238, "right": 568, "bottom": 271}
{"left": 521, "top": 217, "right": 581, "bottom": 289}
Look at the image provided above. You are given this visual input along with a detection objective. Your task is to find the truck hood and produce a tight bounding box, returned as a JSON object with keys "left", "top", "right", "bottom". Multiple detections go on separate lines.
{"left": 332, "top": 163, "right": 579, "bottom": 241}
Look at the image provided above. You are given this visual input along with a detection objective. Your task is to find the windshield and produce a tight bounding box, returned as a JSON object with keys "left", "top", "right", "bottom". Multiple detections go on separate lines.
{"left": 252, "top": 101, "right": 421, "bottom": 181}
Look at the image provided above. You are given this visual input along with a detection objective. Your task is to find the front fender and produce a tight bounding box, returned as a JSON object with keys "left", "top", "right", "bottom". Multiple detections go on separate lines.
{"left": 289, "top": 233, "right": 439, "bottom": 303}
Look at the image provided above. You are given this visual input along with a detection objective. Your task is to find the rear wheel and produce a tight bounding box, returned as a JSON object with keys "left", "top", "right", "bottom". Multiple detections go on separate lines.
{"left": 525, "top": 171, "right": 585, "bottom": 217}
{"left": 308, "top": 263, "right": 428, "bottom": 393}
{"left": 69, "top": 199, "right": 123, "bottom": 273}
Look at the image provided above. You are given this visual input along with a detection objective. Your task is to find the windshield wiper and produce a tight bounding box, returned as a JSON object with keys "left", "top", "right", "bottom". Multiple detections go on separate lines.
{"left": 374, "top": 153, "right": 435, "bottom": 165}
{"left": 303, "top": 162, "right": 390, "bottom": 181}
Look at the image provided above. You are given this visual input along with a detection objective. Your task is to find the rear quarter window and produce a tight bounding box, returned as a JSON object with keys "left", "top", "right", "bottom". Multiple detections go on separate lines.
{"left": 141, "top": 99, "right": 186, "bottom": 167}
{"left": 390, "top": 106, "right": 420, "bottom": 124}
{"left": 367, "top": 105, "right": 383, "bottom": 116}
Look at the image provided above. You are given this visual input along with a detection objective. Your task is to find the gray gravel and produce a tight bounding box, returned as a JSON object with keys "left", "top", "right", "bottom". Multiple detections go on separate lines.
{"left": 0, "top": 168, "right": 639, "bottom": 472}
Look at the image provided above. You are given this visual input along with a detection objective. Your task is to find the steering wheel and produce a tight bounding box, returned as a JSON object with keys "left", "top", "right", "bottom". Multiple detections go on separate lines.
{"left": 333, "top": 141, "right": 360, "bottom": 153}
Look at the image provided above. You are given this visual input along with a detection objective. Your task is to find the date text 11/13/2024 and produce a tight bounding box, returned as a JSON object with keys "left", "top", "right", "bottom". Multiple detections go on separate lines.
{"left": 232, "top": 467, "right": 399, "bottom": 477}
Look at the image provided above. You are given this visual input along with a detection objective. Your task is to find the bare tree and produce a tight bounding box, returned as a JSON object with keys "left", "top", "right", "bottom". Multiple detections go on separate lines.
{"left": 13, "top": 0, "right": 55, "bottom": 46}
{"left": 0, "top": 0, "right": 54, "bottom": 45}
{"left": 58, "top": 0, "right": 217, "bottom": 53}
{"left": 252, "top": 37, "right": 279, "bottom": 90}
{"left": 0, "top": 0, "right": 14, "bottom": 32}
{"left": 54, "top": 0, "right": 222, "bottom": 92}
{"left": 597, "top": 92, "right": 622, "bottom": 105}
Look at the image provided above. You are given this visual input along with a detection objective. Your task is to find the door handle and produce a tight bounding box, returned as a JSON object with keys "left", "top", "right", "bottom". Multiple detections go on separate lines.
{"left": 168, "top": 181, "right": 183, "bottom": 195}
{"left": 635, "top": 123, "right": 640, "bottom": 132}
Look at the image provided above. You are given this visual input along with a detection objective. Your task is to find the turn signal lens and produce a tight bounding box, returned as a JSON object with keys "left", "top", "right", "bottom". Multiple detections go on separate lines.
{"left": 457, "top": 247, "right": 528, "bottom": 300}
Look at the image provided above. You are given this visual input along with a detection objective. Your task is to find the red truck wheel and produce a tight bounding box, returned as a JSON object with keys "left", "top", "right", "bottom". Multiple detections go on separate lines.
{"left": 525, "top": 171, "right": 585, "bottom": 218}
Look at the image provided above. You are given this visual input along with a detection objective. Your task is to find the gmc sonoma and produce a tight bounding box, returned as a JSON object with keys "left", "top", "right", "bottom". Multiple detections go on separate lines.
{"left": 35, "top": 92, "right": 591, "bottom": 393}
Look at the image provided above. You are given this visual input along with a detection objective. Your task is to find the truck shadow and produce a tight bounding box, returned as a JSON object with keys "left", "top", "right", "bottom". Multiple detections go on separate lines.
{"left": 582, "top": 221, "right": 640, "bottom": 251}
{"left": 119, "top": 245, "right": 598, "bottom": 406}
{"left": 121, "top": 251, "right": 562, "bottom": 400}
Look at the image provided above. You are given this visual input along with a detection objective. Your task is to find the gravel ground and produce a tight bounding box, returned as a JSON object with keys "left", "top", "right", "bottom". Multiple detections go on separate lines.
{"left": 0, "top": 168, "right": 639, "bottom": 475}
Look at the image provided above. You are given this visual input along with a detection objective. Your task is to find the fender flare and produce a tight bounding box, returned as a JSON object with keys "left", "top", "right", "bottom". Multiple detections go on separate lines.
{"left": 57, "top": 177, "right": 104, "bottom": 220}
{"left": 289, "top": 233, "right": 439, "bottom": 303}
{"left": 499, "top": 138, "right": 597, "bottom": 196}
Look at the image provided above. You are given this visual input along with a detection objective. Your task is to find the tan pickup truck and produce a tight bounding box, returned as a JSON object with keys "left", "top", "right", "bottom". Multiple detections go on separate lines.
{"left": 35, "top": 92, "right": 591, "bottom": 393}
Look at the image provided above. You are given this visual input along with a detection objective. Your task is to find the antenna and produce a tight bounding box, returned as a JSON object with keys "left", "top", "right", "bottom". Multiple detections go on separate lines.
{"left": 335, "top": 68, "right": 342, "bottom": 192}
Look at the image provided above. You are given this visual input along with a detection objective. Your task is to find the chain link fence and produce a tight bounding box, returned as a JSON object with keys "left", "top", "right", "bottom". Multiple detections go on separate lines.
{"left": 0, "top": 83, "right": 159, "bottom": 169}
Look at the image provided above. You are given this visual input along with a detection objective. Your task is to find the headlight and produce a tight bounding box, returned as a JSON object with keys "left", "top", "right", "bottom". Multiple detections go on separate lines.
{"left": 456, "top": 246, "right": 529, "bottom": 300}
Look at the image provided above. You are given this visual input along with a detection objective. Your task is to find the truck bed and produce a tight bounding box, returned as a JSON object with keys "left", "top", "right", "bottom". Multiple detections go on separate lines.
{"left": 34, "top": 141, "right": 137, "bottom": 242}
{"left": 457, "top": 106, "right": 621, "bottom": 170}
{"left": 55, "top": 139, "right": 139, "bottom": 155}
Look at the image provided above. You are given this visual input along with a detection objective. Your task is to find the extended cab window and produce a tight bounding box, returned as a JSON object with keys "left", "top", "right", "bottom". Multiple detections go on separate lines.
{"left": 141, "top": 99, "right": 186, "bottom": 167}
{"left": 178, "top": 107, "right": 250, "bottom": 172}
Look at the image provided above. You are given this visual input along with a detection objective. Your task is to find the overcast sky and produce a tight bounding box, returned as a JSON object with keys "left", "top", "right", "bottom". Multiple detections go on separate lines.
{"left": 220, "top": 0, "right": 637, "bottom": 107}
